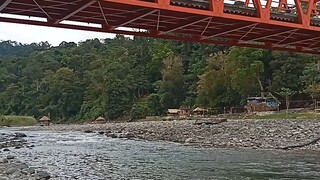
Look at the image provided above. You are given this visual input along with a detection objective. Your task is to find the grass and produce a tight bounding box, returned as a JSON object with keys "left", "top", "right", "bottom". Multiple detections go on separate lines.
{"left": 251, "top": 112, "right": 320, "bottom": 120}
{"left": 0, "top": 115, "right": 37, "bottom": 127}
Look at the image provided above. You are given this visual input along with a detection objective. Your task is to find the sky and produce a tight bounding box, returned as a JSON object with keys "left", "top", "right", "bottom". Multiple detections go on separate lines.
{"left": 0, "top": 22, "right": 116, "bottom": 46}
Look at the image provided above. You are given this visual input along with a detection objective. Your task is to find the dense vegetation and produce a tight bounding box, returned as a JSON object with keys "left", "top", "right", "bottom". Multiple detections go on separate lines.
{"left": 0, "top": 36, "right": 319, "bottom": 122}
{"left": 0, "top": 115, "right": 37, "bottom": 127}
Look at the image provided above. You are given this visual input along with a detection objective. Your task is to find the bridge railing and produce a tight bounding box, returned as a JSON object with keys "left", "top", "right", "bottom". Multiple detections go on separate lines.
{"left": 140, "top": 0, "right": 320, "bottom": 26}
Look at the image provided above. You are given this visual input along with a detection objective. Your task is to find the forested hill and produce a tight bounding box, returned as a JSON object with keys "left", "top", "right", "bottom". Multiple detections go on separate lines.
{"left": 0, "top": 36, "right": 319, "bottom": 122}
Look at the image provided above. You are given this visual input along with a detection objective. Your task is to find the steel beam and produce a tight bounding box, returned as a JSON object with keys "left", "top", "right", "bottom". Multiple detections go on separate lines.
{"left": 280, "top": 36, "right": 320, "bottom": 46}
{"left": 32, "top": 0, "right": 52, "bottom": 20}
{"left": 111, "top": 9, "right": 158, "bottom": 29}
{"left": 0, "top": 16, "right": 319, "bottom": 55}
{"left": 201, "top": 23, "right": 258, "bottom": 40}
{"left": 160, "top": 17, "right": 211, "bottom": 35}
{"left": 54, "top": 0, "right": 96, "bottom": 24}
{"left": 98, "top": 1, "right": 109, "bottom": 26}
{"left": 0, "top": 0, "right": 12, "bottom": 12}
{"left": 243, "top": 29, "right": 297, "bottom": 42}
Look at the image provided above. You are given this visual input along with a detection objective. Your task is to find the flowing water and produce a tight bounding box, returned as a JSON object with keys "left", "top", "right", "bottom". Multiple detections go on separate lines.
{"left": 1, "top": 129, "right": 320, "bottom": 179}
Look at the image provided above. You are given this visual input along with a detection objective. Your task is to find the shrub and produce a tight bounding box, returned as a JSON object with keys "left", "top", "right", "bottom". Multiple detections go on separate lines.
{"left": 0, "top": 115, "right": 37, "bottom": 127}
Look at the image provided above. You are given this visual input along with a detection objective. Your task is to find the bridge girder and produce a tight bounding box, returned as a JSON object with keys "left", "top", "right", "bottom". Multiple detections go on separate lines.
{"left": 0, "top": 0, "right": 320, "bottom": 54}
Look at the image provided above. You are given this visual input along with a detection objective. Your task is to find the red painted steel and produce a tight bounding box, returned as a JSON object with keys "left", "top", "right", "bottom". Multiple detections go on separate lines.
{"left": 0, "top": 0, "right": 320, "bottom": 54}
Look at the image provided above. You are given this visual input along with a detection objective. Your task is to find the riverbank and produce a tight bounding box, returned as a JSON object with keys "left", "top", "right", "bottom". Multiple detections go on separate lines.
{"left": 20, "top": 119, "right": 320, "bottom": 150}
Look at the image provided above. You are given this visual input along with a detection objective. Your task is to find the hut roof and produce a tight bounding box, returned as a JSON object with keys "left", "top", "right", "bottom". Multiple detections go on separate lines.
{"left": 167, "top": 109, "right": 180, "bottom": 114}
{"left": 39, "top": 116, "right": 50, "bottom": 121}
{"left": 95, "top": 116, "right": 106, "bottom": 121}
{"left": 193, "top": 107, "right": 207, "bottom": 112}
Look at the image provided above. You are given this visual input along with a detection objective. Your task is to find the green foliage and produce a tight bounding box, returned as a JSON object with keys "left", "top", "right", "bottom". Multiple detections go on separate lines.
{"left": 229, "top": 48, "right": 265, "bottom": 98}
{"left": 160, "top": 55, "right": 185, "bottom": 108}
{"left": 198, "top": 52, "right": 239, "bottom": 107}
{"left": 147, "top": 93, "right": 163, "bottom": 115}
{"left": 300, "top": 62, "right": 320, "bottom": 100}
{"left": 0, "top": 37, "right": 318, "bottom": 122}
{"left": 269, "top": 52, "right": 312, "bottom": 92}
{"left": 130, "top": 102, "right": 150, "bottom": 120}
{"left": 0, "top": 115, "right": 37, "bottom": 127}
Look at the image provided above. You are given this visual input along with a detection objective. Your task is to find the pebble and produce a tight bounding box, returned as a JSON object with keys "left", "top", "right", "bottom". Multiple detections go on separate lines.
{"left": 35, "top": 171, "right": 51, "bottom": 180}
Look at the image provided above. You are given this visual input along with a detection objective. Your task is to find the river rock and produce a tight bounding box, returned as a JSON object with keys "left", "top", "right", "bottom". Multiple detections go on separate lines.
{"left": 5, "top": 167, "right": 18, "bottom": 174}
{"left": 0, "top": 177, "right": 9, "bottom": 180}
{"left": 12, "top": 170, "right": 22, "bottom": 178}
{"left": 3, "top": 148, "right": 10, "bottom": 152}
{"left": 15, "top": 133, "right": 27, "bottom": 138}
{"left": 0, "top": 158, "right": 8, "bottom": 163}
{"left": 18, "top": 163, "right": 29, "bottom": 170}
{"left": 185, "top": 138, "right": 193, "bottom": 143}
{"left": 6, "top": 155, "right": 15, "bottom": 160}
{"left": 22, "top": 167, "right": 36, "bottom": 175}
{"left": 35, "top": 171, "right": 51, "bottom": 180}
{"left": 84, "top": 130, "right": 93, "bottom": 133}
{"left": 107, "top": 133, "right": 117, "bottom": 138}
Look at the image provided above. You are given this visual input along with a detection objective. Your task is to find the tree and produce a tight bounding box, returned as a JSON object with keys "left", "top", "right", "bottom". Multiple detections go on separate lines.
{"left": 300, "top": 62, "right": 320, "bottom": 102}
{"left": 228, "top": 47, "right": 265, "bottom": 99}
{"left": 197, "top": 52, "right": 239, "bottom": 107}
{"left": 160, "top": 55, "right": 185, "bottom": 108}
{"left": 278, "top": 87, "right": 297, "bottom": 114}
{"left": 269, "top": 51, "right": 311, "bottom": 93}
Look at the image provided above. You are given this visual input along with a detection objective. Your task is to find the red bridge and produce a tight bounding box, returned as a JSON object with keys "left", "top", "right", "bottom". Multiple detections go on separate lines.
{"left": 1, "top": 0, "right": 320, "bottom": 54}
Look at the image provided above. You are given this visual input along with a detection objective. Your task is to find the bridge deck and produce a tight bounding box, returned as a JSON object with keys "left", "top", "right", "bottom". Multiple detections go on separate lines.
{"left": 1, "top": 0, "right": 320, "bottom": 54}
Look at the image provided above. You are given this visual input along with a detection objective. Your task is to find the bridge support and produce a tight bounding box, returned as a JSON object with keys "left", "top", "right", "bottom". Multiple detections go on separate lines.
{"left": 0, "top": 0, "right": 12, "bottom": 12}
{"left": 0, "top": 0, "right": 320, "bottom": 54}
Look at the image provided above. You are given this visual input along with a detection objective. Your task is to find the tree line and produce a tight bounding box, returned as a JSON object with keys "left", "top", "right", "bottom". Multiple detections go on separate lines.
{"left": 0, "top": 36, "right": 319, "bottom": 122}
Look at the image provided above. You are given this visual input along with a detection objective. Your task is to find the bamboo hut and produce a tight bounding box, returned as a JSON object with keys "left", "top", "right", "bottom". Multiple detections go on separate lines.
{"left": 94, "top": 116, "right": 106, "bottom": 124}
{"left": 39, "top": 116, "right": 50, "bottom": 126}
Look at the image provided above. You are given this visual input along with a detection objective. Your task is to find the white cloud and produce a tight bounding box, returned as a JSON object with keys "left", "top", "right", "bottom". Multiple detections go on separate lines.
{"left": 0, "top": 22, "right": 116, "bottom": 46}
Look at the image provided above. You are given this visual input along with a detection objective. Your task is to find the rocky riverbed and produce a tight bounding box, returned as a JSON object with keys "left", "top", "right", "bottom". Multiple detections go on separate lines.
{"left": 0, "top": 132, "right": 51, "bottom": 180}
{"left": 0, "top": 132, "right": 28, "bottom": 150}
{"left": 21, "top": 119, "right": 320, "bottom": 150}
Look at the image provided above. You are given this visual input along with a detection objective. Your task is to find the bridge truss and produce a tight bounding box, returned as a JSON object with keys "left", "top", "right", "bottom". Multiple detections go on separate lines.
{"left": 1, "top": 0, "right": 320, "bottom": 54}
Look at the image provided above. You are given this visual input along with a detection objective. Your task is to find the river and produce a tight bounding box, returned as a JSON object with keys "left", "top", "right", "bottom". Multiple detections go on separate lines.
{"left": 1, "top": 129, "right": 320, "bottom": 179}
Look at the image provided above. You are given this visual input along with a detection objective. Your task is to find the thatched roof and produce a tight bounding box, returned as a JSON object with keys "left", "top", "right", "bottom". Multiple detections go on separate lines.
{"left": 167, "top": 109, "right": 180, "bottom": 114}
{"left": 39, "top": 116, "right": 50, "bottom": 121}
{"left": 95, "top": 116, "right": 106, "bottom": 121}
{"left": 193, "top": 107, "right": 207, "bottom": 112}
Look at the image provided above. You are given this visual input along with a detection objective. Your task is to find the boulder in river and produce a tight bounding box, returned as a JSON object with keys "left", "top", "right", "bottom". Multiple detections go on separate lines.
{"left": 84, "top": 130, "right": 93, "bottom": 133}
{"left": 6, "top": 155, "right": 15, "bottom": 160}
{"left": 15, "top": 133, "right": 27, "bottom": 138}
